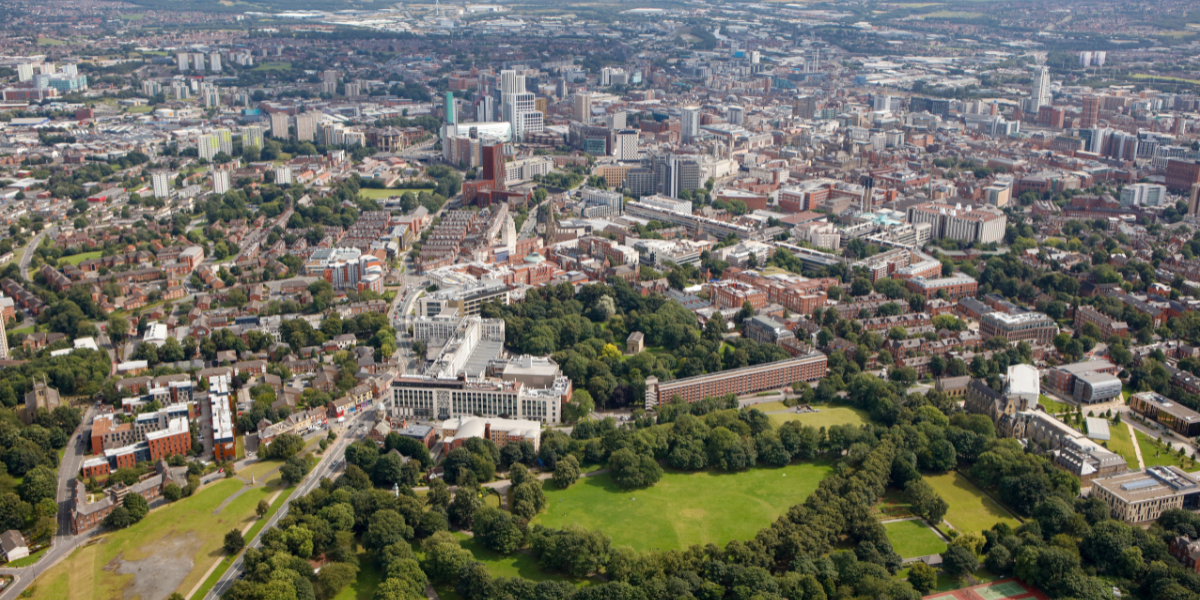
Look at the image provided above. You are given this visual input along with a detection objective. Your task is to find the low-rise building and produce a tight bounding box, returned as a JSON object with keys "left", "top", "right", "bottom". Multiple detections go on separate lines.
{"left": 979, "top": 311, "right": 1057, "bottom": 346}
{"left": 1091, "top": 466, "right": 1200, "bottom": 524}
{"left": 441, "top": 416, "right": 541, "bottom": 452}
{"left": 1129, "top": 392, "right": 1200, "bottom": 437}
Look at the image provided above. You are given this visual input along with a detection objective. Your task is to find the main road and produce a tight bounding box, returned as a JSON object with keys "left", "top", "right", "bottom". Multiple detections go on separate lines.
{"left": 202, "top": 407, "right": 374, "bottom": 600}
{"left": 19, "top": 226, "right": 56, "bottom": 281}
{"left": 0, "top": 404, "right": 97, "bottom": 600}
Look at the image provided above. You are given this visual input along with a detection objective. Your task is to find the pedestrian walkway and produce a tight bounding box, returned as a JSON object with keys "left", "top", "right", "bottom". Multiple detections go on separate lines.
{"left": 1128, "top": 422, "right": 1145, "bottom": 469}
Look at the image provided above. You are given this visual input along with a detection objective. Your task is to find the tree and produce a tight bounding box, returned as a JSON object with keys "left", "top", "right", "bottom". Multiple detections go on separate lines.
{"left": 510, "top": 481, "right": 547, "bottom": 520}
{"left": 553, "top": 455, "right": 582, "bottom": 489}
{"left": 256, "top": 499, "right": 270, "bottom": 518}
{"left": 104, "top": 506, "right": 133, "bottom": 529}
{"left": 122, "top": 493, "right": 150, "bottom": 524}
{"left": 0, "top": 493, "right": 32, "bottom": 531}
{"left": 19, "top": 466, "right": 56, "bottom": 504}
{"left": 316, "top": 562, "right": 359, "bottom": 598}
{"left": 473, "top": 507, "right": 523, "bottom": 554}
{"left": 366, "top": 509, "right": 414, "bottom": 551}
{"left": 941, "top": 545, "right": 978, "bottom": 580}
{"left": 265, "top": 432, "right": 305, "bottom": 460}
{"left": 908, "top": 561, "right": 937, "bottom": 595}
{"left": 224, "top": 529, "right": 245, "bottom": 554}
{"left": 608, "top": 448, "right": 662, "bottom": 489}
{"left": 564, "top": 389, "right": 594, "bottom": 423}
{"left": 281, "top": 455, "right": 309, "bottom": 486}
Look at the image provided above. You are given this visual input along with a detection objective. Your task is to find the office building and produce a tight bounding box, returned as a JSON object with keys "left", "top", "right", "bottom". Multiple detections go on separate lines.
{"left": 1120, "top": 183, "right": 1167, "bottom": 207}
{"left": 727, "top": 105, "right": 744, "bottom": 125}
{"left": 904, "top": 274, "right": 978, "bottom": 301}
{"left": 1167, "top": 159, "right": 1200, "bottom": 193}
{"left": 613, "top": 129, "right": 639, "bottom": 160}
{"left": 1030, "top": 66, "right": 1051, "bottom": 111}
{"left": 445, "top": 91, "right": 456, "bottom": 125}
{"left": 393, "top": 369, "right": 570, "bottom": 424}
{"left": 1081, "top": 95, "right": 1100, "bottom": 129}
{"left": 1130, "top": 392, "right": 1200, "bottom": 437}
{"left": 572, "top": 93, "right": 592, "bottom": 122}
{"left": 979, "top": 311, "right": 1058, "bottom": 346}
{"left": 151, "top": 171, "right": 171, "bottom": 199}
{"left": 681, "top": 106, "right": 700, "bottom": 143}
{"left": 793, "top": 95, "right": 816, "bottom": 119}
{"left": 905, "top": 202, "right": 1007, "bottom": 244}
{"left": 645, "top": 353, "right": 827, "bottom": 408}
{"left": 442, "top": 416, "right": 542, "bottom": 451}
{"left": 1091, "top": 467, "right": 1200, "bottom": 524}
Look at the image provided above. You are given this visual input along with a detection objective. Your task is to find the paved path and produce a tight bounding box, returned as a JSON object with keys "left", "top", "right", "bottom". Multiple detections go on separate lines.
{"left": 203, "top": 410, "right": 372, "bottom": 600}
{"left": 1128, "top": 422, "right": 1146, "bottom": 469}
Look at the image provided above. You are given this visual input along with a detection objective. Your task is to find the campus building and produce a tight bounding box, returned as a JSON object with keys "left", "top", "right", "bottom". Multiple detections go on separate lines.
{"left": 1129, "top": 392, "right": 1200, "bottom": 437}
{"left": 979, "top": 311, "right": 1058, "bottom": 346}
{"left": 1091, "top": 467, "right": 1200, "bottom": 523}
{"left": 644, "top": 353, "right": 827, "bottom": 408}
{"left": 903, "top": 274, "right": 978, "bottom": 301}
{"left": 441, "top": 416, "right": 541, "bottom": 452}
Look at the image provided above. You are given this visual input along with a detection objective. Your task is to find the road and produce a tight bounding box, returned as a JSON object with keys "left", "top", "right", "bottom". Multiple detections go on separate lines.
{"left": 202, "top": 407, "right": 373, "bottom": 600}
{"left": 18, "top": 226, "right": 55, "bottom": 281}
{"left": 0, "top": 404, "right": 96, "bottom": 600}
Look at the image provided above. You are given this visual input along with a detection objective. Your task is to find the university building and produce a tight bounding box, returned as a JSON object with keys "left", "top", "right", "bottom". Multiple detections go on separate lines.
{"left": 644, "top": 353, "right": 827, "bottom": 408}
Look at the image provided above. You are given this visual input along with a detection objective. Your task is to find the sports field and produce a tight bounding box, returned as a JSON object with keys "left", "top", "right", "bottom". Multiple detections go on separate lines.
{"left": 534, "top": 461, "right": 832, "bottom": 552}
{"left": 768, "top": 406, "right": 870, "bottom": 429}
{"left": 22, "top": 478, "right": 281, "bottom": 600}
{"left": 884, "top": 519, "right": 947, "bottom": 558}
{"left": 923, "top": 473, "right": 1020, "bottom": 533}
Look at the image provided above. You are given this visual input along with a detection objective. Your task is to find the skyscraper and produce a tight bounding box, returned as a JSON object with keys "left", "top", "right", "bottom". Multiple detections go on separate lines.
{"left": 296, "top": 112, "right": 320, "bottom": 142}
{"left": 572, "top": 93, "right": 592, "bottom": 123}
{"left": 1191, "top": 183, "right": 1200, "bottom": 219}
{"left": 1081, "top": 95, "right": 1100, "bottom": 129}
{"left": 177, "top": 53, "right": 188, "bottom": 72}
{"left": 482, "top": 143, "right": 506, "bottom": 192}
{"left": 1030, "top": 66, "right": 1051, "bottom": 111}
{"left": 445, "top": 91, "right": 456, "bottom": 125}
{"left": 241, "top": 126, "right": 265, "bottom": 150}
{"left": 209, "top": 53, "right": 222, "bottom": 72}
{"left": 681, "top": 106, "right": 700, "bottom": 144}
{"left": 793, "top": 96, "right": 816, "bottom": 119}
{"left": 500, "top": 70, "right": 524, "bottom": 95}
{"left": 0, "top": 309, "right": 7, "bottom": 360}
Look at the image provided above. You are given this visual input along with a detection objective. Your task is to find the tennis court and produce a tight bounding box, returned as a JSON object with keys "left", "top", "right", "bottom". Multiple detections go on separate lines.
{"left": 926, "top": 578, "right": 1045, "bottom": 600}
{"left": 974, "top": 582, "right": 1027, "bottom": 600}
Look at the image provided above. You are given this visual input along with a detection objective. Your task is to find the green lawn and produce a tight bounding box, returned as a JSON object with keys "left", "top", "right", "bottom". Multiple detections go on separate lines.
{"left": 59, "top": 251, "right": 102, "bottom": 266}
{"left": 768, "top": 406, "right": 870, "bottom": 430}
{"left": 252, "top": 62, "right": 293, "bottom": 71}
{"left": 5, "top": 546, "right": 49, "bottom": 568}
{"left": 190, "top": 486, "right": 294, "bottom": 600}
{"left": 24, "top": 479, "right": 281, "bottom": 600}
{"left": 923, "top": 472, "right": 1020, "bottom": 533}
{"left": 127, "top": 105, "right": 155, "bottom": 114}
{"left": 534, "top": 461, "right": 832, "bottom": 552}
{"left": 37, "top": 37, "right": 67, "bottom": 46}
{"left": 884, "top": 519, "right": 947, "bottom": 558}
{"left": 358, "top": 188, "right": 434, "bottom": 200}
{"left": 330, "top": 551, "right": 384, "bottom": 600}
{"left": 458, "top": 537, "right": 594, "bottom": 587}
{"left": 749, "top": 401, "right": 789, "bottom": 413}
{"left": 1136, "top": 429, "right": 1199, "bottom": 470}
{"left": 1038, "top": 394, "right": 1072, "bottom": 415}
{"left": 1103, "top": 421, "right": 1139, "bottom": 468}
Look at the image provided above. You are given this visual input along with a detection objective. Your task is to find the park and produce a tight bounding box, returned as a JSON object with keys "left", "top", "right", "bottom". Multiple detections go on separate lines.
{"left": 534, "top": 461, "right": 832, "bottom": 552}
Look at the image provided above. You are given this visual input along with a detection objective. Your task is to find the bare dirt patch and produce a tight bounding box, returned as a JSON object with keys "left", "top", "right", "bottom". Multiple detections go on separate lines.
{"left": 105, "top": 532, "right": 203, "bottom": 600}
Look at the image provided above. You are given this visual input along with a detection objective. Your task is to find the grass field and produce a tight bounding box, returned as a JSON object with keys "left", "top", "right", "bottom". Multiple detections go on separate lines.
{"left": 458, "top": 537, "right": 594, "bottom": 587}
{"left": 59, "top": 251, "right": 102, "bottom": 266}
{"left": 1136, "top": 429, "right": 1198, "bottom": 470}
{"left": 1130, "top": 74, "right": 1200, "bottom": 85}
{"left": 534, "top": 461, "right": 832, "bottom": 552}
{"left": 37, "top": 37, "right": 67, "bottom": 46}
{"left": 127, "top": 105, "right": 155, "bottom": 113}
{"left": 884, "top": 519, "right": 947, "bottom": 558}
{"left": 330, "top": 551, "right": 384, "bottom": 600}
{"left": 358, "top": 188, "right": 434, "bottom": 200}
{"left": 24, "top": 479, "right": 280, "bottom": 600}
{"left": 1103, "top": 422, "right": 1139, "bottom": 467}
{"left": 924, "top": 473, "right": 1020, "bottom": 533}
{"left": 1038, "top": 394, "right": 1072, "bottom": 415}
{"left": 767, "top": 406, "right": 870, "bottom": 430}
{"left": 749, "top": 401, "right": 789, "bottom": 412}
{"left": 189, "top": 485, "right": 293, "bottom": 600}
